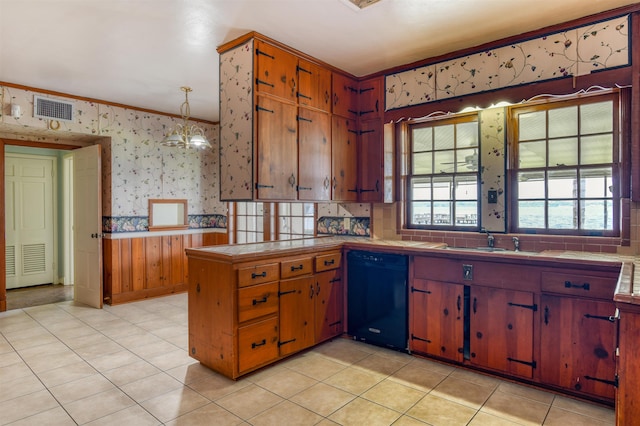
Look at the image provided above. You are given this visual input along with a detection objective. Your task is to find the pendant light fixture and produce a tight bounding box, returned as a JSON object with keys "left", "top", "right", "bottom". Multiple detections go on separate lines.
{"left": 161, "top": 86, "right": 211, "bottom": 149}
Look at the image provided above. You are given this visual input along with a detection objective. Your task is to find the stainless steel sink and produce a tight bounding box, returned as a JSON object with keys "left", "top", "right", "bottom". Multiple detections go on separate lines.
{"left": 444, "top": 246, "right": 538, "bottom": 255}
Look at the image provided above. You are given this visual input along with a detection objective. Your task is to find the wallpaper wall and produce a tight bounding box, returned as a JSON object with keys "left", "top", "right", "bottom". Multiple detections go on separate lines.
{"left": 386, "top": 15, "right": 629, "bottom": 110}
{"left": 0, "top": 85, "right": 227, "bottom": 233}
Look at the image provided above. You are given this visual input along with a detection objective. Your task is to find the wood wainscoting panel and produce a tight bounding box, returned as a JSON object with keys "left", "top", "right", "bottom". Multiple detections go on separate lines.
{"left": 104, "top": 231, "right": 228, "bottom": 305}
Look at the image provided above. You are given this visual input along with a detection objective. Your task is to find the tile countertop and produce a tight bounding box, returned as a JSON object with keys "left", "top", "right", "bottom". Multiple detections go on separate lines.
{"left": 185, "top": 236, "right": 638, "bottom": 306}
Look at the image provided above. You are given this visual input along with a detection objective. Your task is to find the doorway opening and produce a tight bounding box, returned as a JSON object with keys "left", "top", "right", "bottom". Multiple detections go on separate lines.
{"left": 5, "top": 146, "right": 74, "bottom": 310}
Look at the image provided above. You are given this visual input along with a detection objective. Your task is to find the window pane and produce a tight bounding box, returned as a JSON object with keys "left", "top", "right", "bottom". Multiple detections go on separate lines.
{"left": 518, "top": 171, "right": 545, "bottom": 199}
{"left": 303, "top": 203, "right": 314, "bottom": 215}
{"left": 519, "top": 141, "right": 546, "bottom": 168}
{"left": 455, "top": 201, "right": 478, "bottom": 225}
{"left": 291, "top": 217, "right": 303, "bottom": 234}
{"left": 434, "top": 150, "right": 455, "bottom": 173}
{"left": 549, "top": 137, "right": 578, "bottom": 166}
{"left": 581, "top": 101, "right": 613, "bottom": 134}
{"left": 548, "top": 106, "right": 577, "bottom": 138}
{"left": 237, "top": 202, "right": 246, "bottom": 215}
{"left": 291, "top": 203, "right": 303, "bottom": 216}
{"left": 413, "top": 152, "right": 433, "bottom": 174}
{"left": 455, "top": 176, "right": 478, "bottom": 200}
{"left": 434, "top": 125, "right": 455, "bottom": 150}
{"left": 519, "top": 111, "right": 546, "bottom": 140}
{"left": 278, "top": 203, "right": 289, "bottom": 215}
{"left": 411, "top": 178, "right": 431, "bottom": 200}
{"left": 548, "top": 200, "right": 578, "bottom": 229}
{"left": 518, "top": 201, "right": 545, "bottom": 228}
{"left": 432, "top": 176, "right": 453, "bottom": 200}
{"left": 581, "top": 134, "right": 613, "bottom": 165}
{"left": 581, "top": 168, "right": 613, "bottom": 198}
{"left": 413, "top": 128, "right": 432, "bottom": 152}
{"left": 548, "top": 169, "right": 577, "bottom": 199}
{"left": 304, "top": 217, "right": 315, "bottom": 234}
{"left": 411, "top": 202, "right": 431, "bottom": 225}
{"left": 457, "top": 121, "right": 478, "bottom": 148}
{"left": 434, "top": 202, "right": 453, "bottom": 225}
{"left": 458, "top": 148, "right": 479, "bottom": 172}
{"left": 582, "top": 200, "right": 613, "bottom": 230}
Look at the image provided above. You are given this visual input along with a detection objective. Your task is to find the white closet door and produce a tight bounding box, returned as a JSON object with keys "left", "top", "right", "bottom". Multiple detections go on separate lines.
{"left": 73, "top": 145, "right": 102, "bottom": 308}
{"left": 5, "top": 154, "right": 55, "bottom": 289}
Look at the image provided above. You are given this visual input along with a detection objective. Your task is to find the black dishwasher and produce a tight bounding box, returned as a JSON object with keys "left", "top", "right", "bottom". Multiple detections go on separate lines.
{"left": 347, "top": 250, "right": 408, "bottom": 351}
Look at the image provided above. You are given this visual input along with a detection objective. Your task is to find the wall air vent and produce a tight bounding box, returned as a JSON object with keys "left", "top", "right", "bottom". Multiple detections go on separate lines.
{"left": 339, "top": 0, "right": 383, "bottom": 10}
{"left": 33, "top": 95, "right": 75, "bottom": 122}
{"left": 6, "top": 245, "right": 15, "bottom": 277}
{"left": 22, "top": 243, "right": 46, "bottom": 275}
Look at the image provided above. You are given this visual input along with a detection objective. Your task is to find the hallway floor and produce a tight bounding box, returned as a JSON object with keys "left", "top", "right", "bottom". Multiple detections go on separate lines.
{"left": 6, "top": 284, "right": 73, "bottom": 311}
{"left": 0, "top": 293, "right": 614, "bottom": 425}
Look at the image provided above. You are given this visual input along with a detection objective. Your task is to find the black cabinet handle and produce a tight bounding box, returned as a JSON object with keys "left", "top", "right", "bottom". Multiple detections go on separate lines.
{"left": 544, "top": 306, "right": 549, "bottom": 325}
{"left": 564, "top": 280, "right": 590, "bottom": 291}
{"left": 256, "top": 49, "right": 275, "bottom": 59}
{"left": 324, "top": 259, "right": 335, "bottom": 266}
{"left": 252, "top": 271, "right": 267, "bottom": 279}
{"left": 252, "top": 296, "right": 268, "bottom": 305}
{"left": 309, "top": 284, "right": 314, "bottom": 299}
{"left": 291, "top": 264, "right": 304, "bottom": 272}
{"left": 316, "top": 282, "right": 320, "bottom": 296}
{"left": 457, "top": 295, "right": 461, "bottom": 312}
{"left": 251, "top": 339, "right": 266, "bottom": 349}
{"left": 473, "top": 297, "right": 477, "bottom": 314}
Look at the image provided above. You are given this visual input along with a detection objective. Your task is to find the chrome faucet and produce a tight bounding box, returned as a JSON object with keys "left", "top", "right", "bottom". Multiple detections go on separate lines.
{"left": 481, "top": 228, "right": 495, "bottom": 248}
{"left": 512, "top": 236, "right": 520, "bottom": 252}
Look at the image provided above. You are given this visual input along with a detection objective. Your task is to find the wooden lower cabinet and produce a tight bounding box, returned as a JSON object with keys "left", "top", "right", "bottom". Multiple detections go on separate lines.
{"left": 279, "top": 276, "right": 315, "bottom": 356}
{"left": 470, "top": 286, "right": 535, "bottom": 379}
{"left": 409, "top": 279, "right": 464, "bottom": 362}
{"left": 238, "top": 317, "right": 280, "bottom": 373}
{"left": 540, "top": 295, "right": 617, "bottom": 400}
{"left": 315, "top": 268, "right": 344, "bottom": 342}
{"left": 187, "top": 247, "right": 343, "bottom": 380}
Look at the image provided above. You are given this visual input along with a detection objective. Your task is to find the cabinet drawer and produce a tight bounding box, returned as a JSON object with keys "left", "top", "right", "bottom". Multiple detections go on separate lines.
{"left": 238, "top": 263, "right": 280, "bottom": 287}
{"left": 315, "top": 252, "right": 342, "bottom": 272}
{"left": 281, "top": 257, "right": 313, "bottom": 279}
{"left": 238, "top": 317, "right": 279, "bottom": 373}
{"left": 238, "top": 282, "right": 279, "bottom": 323}
{"left": 541, "top": 271, "right": 616, "bottom": 300}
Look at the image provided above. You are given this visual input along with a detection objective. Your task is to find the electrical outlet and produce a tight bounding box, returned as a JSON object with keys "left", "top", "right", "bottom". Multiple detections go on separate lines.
{"left": 488, "top": 190, "right": 498, "bottom": 204}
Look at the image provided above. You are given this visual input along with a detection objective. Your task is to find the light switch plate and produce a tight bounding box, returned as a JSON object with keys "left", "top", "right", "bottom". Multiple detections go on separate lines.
{"left": 463, "top": 264, "right": 473, "bottom": 281}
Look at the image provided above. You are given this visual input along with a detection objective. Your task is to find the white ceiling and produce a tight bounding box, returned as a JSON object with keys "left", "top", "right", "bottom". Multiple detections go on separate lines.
{"left": 1, "top": 0, "right": 638, "bottom": 122}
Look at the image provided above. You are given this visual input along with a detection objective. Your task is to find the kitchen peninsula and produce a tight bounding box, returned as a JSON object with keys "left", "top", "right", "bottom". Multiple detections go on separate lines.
{"left": 186, "top": 237, "right": 637, "bottom": 422}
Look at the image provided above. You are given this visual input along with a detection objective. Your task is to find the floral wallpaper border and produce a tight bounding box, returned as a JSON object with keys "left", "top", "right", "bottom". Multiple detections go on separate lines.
{"left": 103, "top": 214, "right": 227, "bottom": 233}
{"left": 317, "top": 216, "right": 370, "bottom": 237}
{"left": 385, "top": 14, "right": 629, "bottom": 111}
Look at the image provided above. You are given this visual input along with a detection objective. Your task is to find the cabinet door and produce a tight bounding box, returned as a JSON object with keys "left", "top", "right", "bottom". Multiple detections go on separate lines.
{"left": 256, "top": 96, "right": 298, "bottom": 200}
{"left": 332, "top": 73, "right": 358, "bottom": 119}
{"left": 470, "top": 286, "right": 535, "bottom": 378}
{"left": 540, "top": 295, "right": 617, "bottom": 400}
{"left": 315, "top": 269, "right": 344, "bottom": 342}
{"left": 410, "top": 279, "right": 464, "bottom": 362}
{"left": 358, "top": 119, "right": 384, "bottom": 202}
{"left": 279, "top": 276, "right": 315, "bottom": 356}
{"left": 297, "top": 59, "right": 331, "bottom": 112}
{"left": 358, "top": 77, "right": 383, "bottom": 120}
{"left": 298, "top": 108, "right": 331, "bottom": 201}
{"left": 255, "top": 41, "right": 298, "bottom": 102}
{"left": 331, "top": 115, "right": 358, "bottom": 201}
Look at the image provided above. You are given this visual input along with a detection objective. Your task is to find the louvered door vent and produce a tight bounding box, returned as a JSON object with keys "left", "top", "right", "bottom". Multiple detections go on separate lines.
{"left": 33, "top": 95, "right": 75, "bottom": 122}
{"left": 6, "top": 245, "right": 16, "bottom": 277}
{"left": 22, "top": 244, "right": 46, "bottom": 275}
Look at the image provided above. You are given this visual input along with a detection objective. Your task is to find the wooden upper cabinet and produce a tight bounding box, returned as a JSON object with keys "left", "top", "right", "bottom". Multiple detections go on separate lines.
{"left": 358, "top": 119, "right": 384, "bottom": 202}
{"left": 256, "top": 95, "right": 298, "bottom": 200}
{"left": 255, "top": 40, "right": 298, "bottom": 103}
{"left": 358, "top": 76, "right": 383, "bottom": 119}
{"left": 298, "top": 108, "right": 331, "bottom": 201}
{"left": 332, "top": 72, "right": 358, "bottom": 119}
{"left": 297, "top": 59, "right": 331, "bottom": 112}
{"left": 331, "top": 115, "right": 359, "bottom": 201}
